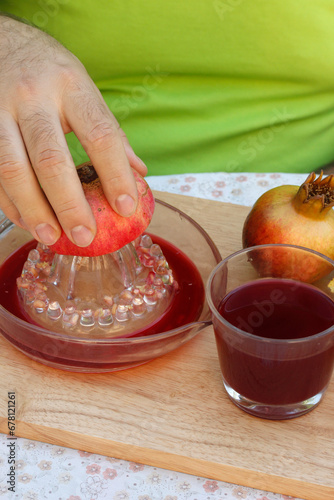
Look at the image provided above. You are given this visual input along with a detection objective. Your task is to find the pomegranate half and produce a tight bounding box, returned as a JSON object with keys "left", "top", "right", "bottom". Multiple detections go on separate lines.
{"left": 50, "top": 162, "right": 155, "bottom": 257}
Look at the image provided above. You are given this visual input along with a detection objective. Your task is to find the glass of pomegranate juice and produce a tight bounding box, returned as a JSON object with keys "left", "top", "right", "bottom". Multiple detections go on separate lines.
{"left": 206, "top": 244, "right": 334, "bottom": 419}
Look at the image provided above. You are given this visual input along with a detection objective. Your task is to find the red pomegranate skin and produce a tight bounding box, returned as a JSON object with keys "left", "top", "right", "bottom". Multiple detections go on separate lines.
{"left": 49, "top": 164, "right": 155, "bottom": 257}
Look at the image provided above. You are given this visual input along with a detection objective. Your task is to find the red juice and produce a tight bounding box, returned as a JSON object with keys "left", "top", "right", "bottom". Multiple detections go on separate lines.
{"left": 0, "top": 236, "right": 204, "bottom": 370}
{"left": 214, "top": 278, "right": 334, "bottom": 405}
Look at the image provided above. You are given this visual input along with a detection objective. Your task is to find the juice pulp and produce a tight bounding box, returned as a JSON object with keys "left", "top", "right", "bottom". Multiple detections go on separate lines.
{"left": 215, "top": 278, "right": 334, "bottom": 405}
{"left": 0, "top": 236, "right": 204, "bottom": 369}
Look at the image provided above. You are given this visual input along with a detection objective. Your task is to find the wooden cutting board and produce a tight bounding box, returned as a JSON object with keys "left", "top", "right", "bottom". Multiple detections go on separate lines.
{"left": 0, "top": 191, "right": 333, "bottom": 500}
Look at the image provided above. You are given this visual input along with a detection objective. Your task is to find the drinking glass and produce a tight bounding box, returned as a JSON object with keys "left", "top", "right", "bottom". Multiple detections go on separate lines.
{"left": 206, "top": 244, "right": 334, "bottom": 419}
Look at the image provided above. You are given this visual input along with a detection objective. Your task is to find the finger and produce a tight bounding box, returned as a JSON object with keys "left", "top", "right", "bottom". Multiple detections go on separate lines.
{"left": 0, "top": 182, "right": 25, "bottom": 228}
{"left": 119, "top": 127, "right": 148, "bottom": 177}
{"left": 17, "top": 104, "right": 97, "bottom": 247}
{"left": 0, "top": 113, "right": 61, "bottom": 244}
{"left": 0, "top": 122, "right": 25, "bottom": 227}
{"left": 62, "top": 79, "right": 139, "bottom": 217}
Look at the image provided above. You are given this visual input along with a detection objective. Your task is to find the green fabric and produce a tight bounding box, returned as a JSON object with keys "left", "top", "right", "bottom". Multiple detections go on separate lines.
{"left": 2, "top": 0, "right": 334, "bottom": 174}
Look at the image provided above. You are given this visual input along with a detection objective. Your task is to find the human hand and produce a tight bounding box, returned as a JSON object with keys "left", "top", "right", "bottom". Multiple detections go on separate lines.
{"left": 0, "top": 15, "right": 147, "bottom": 247}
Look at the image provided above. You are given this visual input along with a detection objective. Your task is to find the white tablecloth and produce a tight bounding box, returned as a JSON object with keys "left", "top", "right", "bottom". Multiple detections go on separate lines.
{"left": 0, "top": 172, "right": 310, "bottom": 500}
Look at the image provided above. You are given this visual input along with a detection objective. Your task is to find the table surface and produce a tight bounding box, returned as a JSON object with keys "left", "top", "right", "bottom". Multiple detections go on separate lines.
{"left": 0, "top": 172, "right": 314, "bottom": 500}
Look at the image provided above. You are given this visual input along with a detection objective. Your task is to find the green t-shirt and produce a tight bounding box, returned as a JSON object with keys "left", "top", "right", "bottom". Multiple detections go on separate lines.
{"left": 2, "top": 1, "right": 334, "bottom": 174}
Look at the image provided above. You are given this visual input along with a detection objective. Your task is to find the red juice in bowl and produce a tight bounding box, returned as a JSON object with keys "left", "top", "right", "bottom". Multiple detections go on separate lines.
{"left": 214, "top": 278, "right": 334, "bottom": 406}
{"left": 0, "top": 236, "right": 204, "bottom": 370}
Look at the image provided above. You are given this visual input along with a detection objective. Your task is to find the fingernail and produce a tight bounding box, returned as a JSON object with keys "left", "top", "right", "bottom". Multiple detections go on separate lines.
{"left": 71, "top": 225, "right": 94, "bottom": 247}
{"left": 35, "top": 223, "right": 59, "bottom": 246}
{"left": 115, "top": 194, "right": 136, "bottom": 217}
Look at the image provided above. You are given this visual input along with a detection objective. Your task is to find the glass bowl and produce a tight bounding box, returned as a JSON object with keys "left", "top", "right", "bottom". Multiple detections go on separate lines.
{"left": 0, "top": 199, "right": 221, "bottom": 372}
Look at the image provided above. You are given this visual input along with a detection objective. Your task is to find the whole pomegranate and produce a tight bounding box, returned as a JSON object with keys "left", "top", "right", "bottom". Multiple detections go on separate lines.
{"left": 242, "top": 172, "right": 334, "bottom": 282}
{"left": 50, "top": 162, "right": 155, "bottom": 256}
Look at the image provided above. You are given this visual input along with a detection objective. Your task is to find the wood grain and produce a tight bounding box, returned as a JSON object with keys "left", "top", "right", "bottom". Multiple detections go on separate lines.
{"left": 0, "top": 191, "right": 333, "bottom": 500}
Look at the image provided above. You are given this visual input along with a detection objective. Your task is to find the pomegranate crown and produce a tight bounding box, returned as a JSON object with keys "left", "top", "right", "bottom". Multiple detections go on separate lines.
{"left": 300, "top": 171, "right": 334, "bottom": 210}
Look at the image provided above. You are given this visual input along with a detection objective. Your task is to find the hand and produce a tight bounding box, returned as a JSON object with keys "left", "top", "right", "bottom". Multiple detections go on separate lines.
{"left": 0, "top": 16, "right": 147, "bottom": 247}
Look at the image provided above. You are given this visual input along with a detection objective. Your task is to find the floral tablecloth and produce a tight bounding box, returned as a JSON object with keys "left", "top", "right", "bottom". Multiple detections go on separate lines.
{"left": 0, "top": 172, "right": 310, "bottom": 500}
{"left": 146, "top": 171, "right": 309, "bottom": 206}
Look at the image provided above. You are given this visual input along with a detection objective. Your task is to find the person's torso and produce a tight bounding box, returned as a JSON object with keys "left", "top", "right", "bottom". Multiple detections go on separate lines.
{"left": 3, "top": 0, "right": 334, "bottom": 174}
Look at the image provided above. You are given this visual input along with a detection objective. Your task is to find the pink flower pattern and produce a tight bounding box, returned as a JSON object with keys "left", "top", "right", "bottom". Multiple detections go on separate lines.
{"left": 215, "top": 180, "right": 226, "bottom": 188}
{"left": 103, "top": 467, "right": 117, "bottom": 480}
{"left": 233, "top": 486, "right": 248, "bottom": 498}
{"left": 85, "top": 463, "right": 101, "bottom": 475}
{"left": 270, "top": 173, "right": 281, "bottom": 178}
{"left": 78, "top": 450, "right": 92, "bottom": 457}
{"left": 129, "top": 462, "right": 145, "bottom": 472}
{"left": 203, "top": 479, "right": 219, "bottom": 492}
